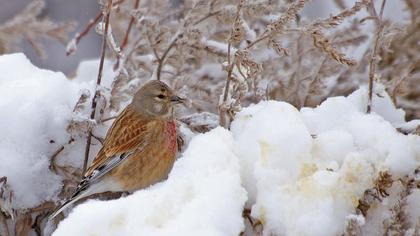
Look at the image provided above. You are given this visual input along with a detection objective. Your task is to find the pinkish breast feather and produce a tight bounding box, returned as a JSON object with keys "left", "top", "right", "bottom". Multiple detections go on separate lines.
{"left": 166, "top": 120, "right": 177, "bottom": 153}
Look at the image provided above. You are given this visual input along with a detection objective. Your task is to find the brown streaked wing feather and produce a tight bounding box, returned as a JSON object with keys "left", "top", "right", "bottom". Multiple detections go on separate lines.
{"left": 85, "top": 106, "right": 154, "bottom": 176}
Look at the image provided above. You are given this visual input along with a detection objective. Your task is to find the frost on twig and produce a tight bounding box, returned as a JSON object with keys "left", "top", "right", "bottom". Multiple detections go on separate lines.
{"left": 95, "top": 21, "right": 123, "bottom": 58}
{"left": 66, "top": 12, "right": 102, "bottom": 56}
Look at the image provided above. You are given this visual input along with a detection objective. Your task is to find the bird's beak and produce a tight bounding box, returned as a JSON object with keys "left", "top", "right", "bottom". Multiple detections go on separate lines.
{"left": 170, "top": 95, "right": 185, "bottom": 104}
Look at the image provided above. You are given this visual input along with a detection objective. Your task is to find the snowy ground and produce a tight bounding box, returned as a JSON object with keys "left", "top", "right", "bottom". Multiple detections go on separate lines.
{"left": 0, "top": 53, "right": 419, "bottom": 236}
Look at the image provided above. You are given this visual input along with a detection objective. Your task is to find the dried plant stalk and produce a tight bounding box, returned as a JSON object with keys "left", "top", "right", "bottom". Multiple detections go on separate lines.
{"left": 367, "top": 0, "right": 387, "bottom": 113}
{"left": 220, "top": 0, "right": 245, "bottom": 128}
{"left": 83, "top": 0, "right": 113, "bottom": 175}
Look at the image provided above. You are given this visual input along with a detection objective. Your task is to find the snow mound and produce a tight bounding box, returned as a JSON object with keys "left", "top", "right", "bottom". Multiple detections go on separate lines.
{"left": 53, "top": 127, "right": 247, "bottom": 236}
{"left": 230, "top": 91, "right": 420, "bottom": 236}
{"left": 231, "top": 101, "right": 313, "bottom": 205}
{"left": 0, "top": 53, "right": 88, "bottom": 209}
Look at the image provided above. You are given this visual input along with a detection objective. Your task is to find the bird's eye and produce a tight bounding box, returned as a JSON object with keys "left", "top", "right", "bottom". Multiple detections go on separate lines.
{"left": 157, "top": 94, "right": 165, "bottom": 99}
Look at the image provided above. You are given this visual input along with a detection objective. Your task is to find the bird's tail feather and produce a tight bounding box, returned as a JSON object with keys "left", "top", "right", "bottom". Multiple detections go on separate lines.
{"left": 48, "top": 190, "right": 87, "bottom": 220}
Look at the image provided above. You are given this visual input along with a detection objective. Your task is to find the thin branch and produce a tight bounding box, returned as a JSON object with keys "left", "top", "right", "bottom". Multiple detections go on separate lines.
{"left": 367, "top": 0, "right": 386, "bottom": 113}
{"left": 49, "top": 138, "right": 75, "bottom": 173}
{"left": 221, "top": 44, "right": 233, "bottom": 111}
{"left": 101, "top": 115, "right": 117, "bottom": 123}
{"left": 146, "top": 29, "right": 161, "bottom": 60}
{"left": 83, "top": 0, "right": 112, "bottom": 175}
{"left": 245, "top": 34, "right": 269, "bottom": 50}
{"left": 49, "top": 146, "right": 64, "bottom": 172}
{"left": 379, "top": 0, "right": 387, "bottom": 19}
{"left": 120, "top": 0, "right": 140, "bottom": 51}
{"left": 156, "top": 33, "right": 182, "bottom": 81}
{"left": 219, "top": 0, "right": 243, "bottom": 128}
{"left": 193, "top": 10, "right": 221, "bottom": 26}
{"left": 66, "top": 12, "right": 102, "bottom": 56}
{"left": 154, "top": 6, "right": 219, "bottom": 81}
{"left": 304, "top": 56, "right": 328, "bottom": 106}
{"left": 91, "top": 132, "right": 104, "bottom": 145}
{"left": 66, "top": 0, "right": 126, "bottom": 56}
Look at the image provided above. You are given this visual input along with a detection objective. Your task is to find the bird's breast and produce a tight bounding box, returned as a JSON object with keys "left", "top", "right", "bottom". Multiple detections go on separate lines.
{"left": 166, "top": 120, "right": 177, "bottom": 154}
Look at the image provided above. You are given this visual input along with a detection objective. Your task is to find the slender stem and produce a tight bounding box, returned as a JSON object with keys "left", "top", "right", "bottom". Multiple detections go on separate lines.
{"left": 120, "top": 0, "right": 140, "bottom": 51}
{"left": 101, "top": 115, "right": 117, "bottom": 123}
{"left": 83, "top": 0, "right": 112, "bottom": 175}
{"left": 219, "top": 31, "right": 233, "bottom": 127}
{"left": 114, "top": 0, "right": 140, "bottom": 69}
{"left": 367, "top": 0, "right": 386, "bottom": 113}
{"left": 66, "top": 12, "right": 102, "bottom": 56}
{"left": 156, "top": 33, "right": 182, "bottom": 81}
{"left": 155, "top": 6, "right": 219, "bottom": 80}
{"left": 245, "top": 34, "right": 269, "bottom": 50}
{"left": 66, "top": 0, "right": 134, "bottom": 57}
{"left": 220, "top": 0, "right": 243, "bottom": 128}
{"left": 193, "top": 10, "right": 221, "bottom": 25}
{"left": 379, "top": 0, "right": 387, "bottom": 19}
{"left": 91, "top": 132, "right": 104, "bottom": 145}
{"left": 223, "top": 44, "right": 233, "bottom": 103}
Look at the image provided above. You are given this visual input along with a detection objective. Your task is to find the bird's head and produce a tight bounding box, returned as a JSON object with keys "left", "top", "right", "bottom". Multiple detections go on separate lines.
{"left": 131, "top": 80, "right": 184, "bottom": 119}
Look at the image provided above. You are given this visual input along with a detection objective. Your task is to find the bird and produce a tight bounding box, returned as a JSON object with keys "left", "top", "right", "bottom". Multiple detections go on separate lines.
{"left": 49, "top": 80, "right": 184, "bottom": 219}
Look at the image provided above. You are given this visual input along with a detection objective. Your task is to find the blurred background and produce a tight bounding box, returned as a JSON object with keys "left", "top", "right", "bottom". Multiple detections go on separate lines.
{"left": 0, "top": 0, "right": 408, "bottom": 76}
{"left": 0, "top": 0, "right": 100, "bottom": 75}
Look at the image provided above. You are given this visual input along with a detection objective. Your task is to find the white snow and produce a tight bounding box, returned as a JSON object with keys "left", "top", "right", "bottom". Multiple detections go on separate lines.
{"left": 230, "top": 101, "right": 313, "bottom": 206}
{"left": 228, "top": 87, "right": 420, "bottom": 236}
{"left": 0, "top": 53, "right": 88, "bottom": 209}
{"left": 53, "top": 127, "right": 247, "bottom": 236}
{"left": 0, "top": 54, "right": 118, "bottom": 210}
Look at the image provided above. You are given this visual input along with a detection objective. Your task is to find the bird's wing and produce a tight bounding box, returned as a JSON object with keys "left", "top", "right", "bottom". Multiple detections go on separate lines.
{"left": 79, "top": 107, "right": 157, "bottom": 192}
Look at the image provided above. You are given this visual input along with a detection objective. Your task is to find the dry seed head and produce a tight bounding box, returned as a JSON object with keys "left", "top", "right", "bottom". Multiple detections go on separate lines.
{"left": 311, "top": 30, "right": 357, "bottom": 66}
{"left": 266, "top": 0, "right": 306, "bottom": 34}
{"left": 312, "top": 0, "right": 368, "bottom": 29}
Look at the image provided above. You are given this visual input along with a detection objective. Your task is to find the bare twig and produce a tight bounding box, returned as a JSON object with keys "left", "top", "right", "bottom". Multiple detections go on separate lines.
{"left": 219, "top": 44, "right": 234, "bottom": 128}
{"left": 66, "top": 0, "right": 128, "bottom": 56}
{"left": 66, "top": 12, "right": 102, "bottom": 56}
{"left": 49, "top": 145, "right": 65, "bottom": 172}
{"left": 49, "top": 138, "right": 75, "bottom": 173}
{"left": 193, "top": 10, "right": 221, "bottom": 26}
{"left": 219, "top": 0, "right": 244, "bottom": 128}
{"left": 120, "top": 0, "right": 140, "bottom": 51}
{"left": 113, "top": 0, "right": 140, "bottom": 69}
{"left": 91, "top": 132, "right": 104, "bottom": 145}
{"left": 367, "top": 0, "right": 387, "bottom": 113}
{"left": 156, "top": 33, "right": 183, "bottom": 81}
{"left": 244, "top": 34, "right": 269, "bottom": 50}
{"left": 101, "top": 115, "right": 117, "bottom": 123}
{"left": 154, "top": 5, "right": 221, "bottom": 81}
{"left": 83, "top": 0, "right": 113, "bottom": 175}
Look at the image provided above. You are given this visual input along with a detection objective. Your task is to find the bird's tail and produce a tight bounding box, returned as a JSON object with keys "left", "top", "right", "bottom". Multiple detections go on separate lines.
{"left": 48, "top": 179, "right": 106, "bottom": 220}
{"left": 48, "top": 194, "right": 83, "bottom": 220}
